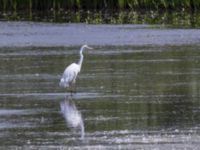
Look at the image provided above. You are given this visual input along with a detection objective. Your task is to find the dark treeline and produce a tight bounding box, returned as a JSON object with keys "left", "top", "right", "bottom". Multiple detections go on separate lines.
{"left": 0, "top": 0, "right": 200, "bottom": 11}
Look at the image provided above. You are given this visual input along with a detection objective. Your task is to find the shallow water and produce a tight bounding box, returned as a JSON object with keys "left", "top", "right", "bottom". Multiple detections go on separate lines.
{"left": 0, "top": 22, "right": 200, "bottom": 149}
{"left": 1, "top": 22, "right": 200, "bottom": 47}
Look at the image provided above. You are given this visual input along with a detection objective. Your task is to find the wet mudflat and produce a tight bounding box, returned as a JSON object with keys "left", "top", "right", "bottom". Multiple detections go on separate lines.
{"left": 0, "top": 22, "right": 200, "bottom": 149}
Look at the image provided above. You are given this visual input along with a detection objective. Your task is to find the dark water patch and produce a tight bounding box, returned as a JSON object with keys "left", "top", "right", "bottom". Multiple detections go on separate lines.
{"left": 0, "top": 92, "right": 104, "bottom": 100}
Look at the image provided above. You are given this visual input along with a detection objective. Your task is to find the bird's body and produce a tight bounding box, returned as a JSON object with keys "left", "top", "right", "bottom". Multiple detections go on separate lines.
{"left": 59, "top": 45, "right": 93, "bottom": 90}
{"left": 59, "top": 63, "right": 80, "bottom": 88}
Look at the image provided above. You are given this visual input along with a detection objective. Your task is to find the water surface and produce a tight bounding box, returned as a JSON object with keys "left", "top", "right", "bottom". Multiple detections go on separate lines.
{"left": 0, "top": 23, "right": 200, "bottom": 149}
{"left": 0, "top": 22, "right": 200, "bottom": 47}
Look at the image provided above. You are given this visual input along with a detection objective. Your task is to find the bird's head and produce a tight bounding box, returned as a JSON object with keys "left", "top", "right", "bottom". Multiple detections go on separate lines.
{"left": 81, "top": 44, "right": 93, "bottom": 50}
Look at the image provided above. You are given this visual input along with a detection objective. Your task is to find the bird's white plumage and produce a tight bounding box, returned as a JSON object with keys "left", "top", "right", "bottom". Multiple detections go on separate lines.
{"left": 59, "top": 44, "right": 93, "bottom": 89}
{"left": 59, "top": 63, "right": 80, "bottom": 88}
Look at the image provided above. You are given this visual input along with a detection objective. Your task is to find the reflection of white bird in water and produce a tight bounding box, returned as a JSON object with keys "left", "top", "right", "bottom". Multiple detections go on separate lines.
{"left": 60, "top": 97, "right": 85, "bottom": 139}
{"left": 59, "top": 45, "right": 93, "bottom": 92}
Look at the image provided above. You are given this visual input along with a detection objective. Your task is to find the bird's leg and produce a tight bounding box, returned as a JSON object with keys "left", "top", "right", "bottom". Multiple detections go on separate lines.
{"left": 70, "top": 91, "right": 73, "bottom": 97}
{"left": 69, "top": 90, "right": 72, "bottom": 97}
{"left": 71, "top": 78, "right": 77, "bottom": 94}
{"left": 68, "top": 84, "right": 75, "bottom": 97}
{"left": 69, "top": 86, "right": 74, "bottom": 97}
{"left": 73, "top": 83, "right": 77, "bottom": 94}
{"left": 69, "top": 82, "right": 76, "bottom": 94}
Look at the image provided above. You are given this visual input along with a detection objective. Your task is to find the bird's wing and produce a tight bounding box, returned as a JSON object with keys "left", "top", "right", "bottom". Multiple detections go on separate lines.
{"left": 59, "top": 63, "right": 80, "bottom": 88}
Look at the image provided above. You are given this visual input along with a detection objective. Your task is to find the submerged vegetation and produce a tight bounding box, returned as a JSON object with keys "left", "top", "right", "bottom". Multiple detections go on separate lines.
{"left": 0, "top": 0, "right": 200, "bottom": 27}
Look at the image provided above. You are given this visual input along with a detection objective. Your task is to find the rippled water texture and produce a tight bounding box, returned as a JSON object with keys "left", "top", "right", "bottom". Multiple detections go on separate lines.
{"left": 0, "top": 22, "right": 200, "bottom": 149}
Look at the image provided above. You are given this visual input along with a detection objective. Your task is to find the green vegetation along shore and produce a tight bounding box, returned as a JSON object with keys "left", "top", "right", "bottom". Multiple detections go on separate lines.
{"left": 0, "top": 0, "right": 200, "bottom": 11}
{"left": 0, "top": 0, "right": 200, "bottom": 27}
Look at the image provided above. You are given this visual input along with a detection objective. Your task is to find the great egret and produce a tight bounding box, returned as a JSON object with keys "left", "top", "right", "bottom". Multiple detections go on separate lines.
{"left": 59, "top": 45, "right": 93, "bottom": 91}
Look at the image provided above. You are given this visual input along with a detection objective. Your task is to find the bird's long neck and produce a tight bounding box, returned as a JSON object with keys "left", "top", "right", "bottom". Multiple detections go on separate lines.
{"left": 78, "top": 47, "right": 84, "bottom": 69}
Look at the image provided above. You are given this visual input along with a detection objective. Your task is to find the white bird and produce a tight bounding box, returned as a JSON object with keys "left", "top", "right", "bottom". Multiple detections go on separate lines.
{"left": 59, "top": 45, "right": 93, "bottom": 91}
